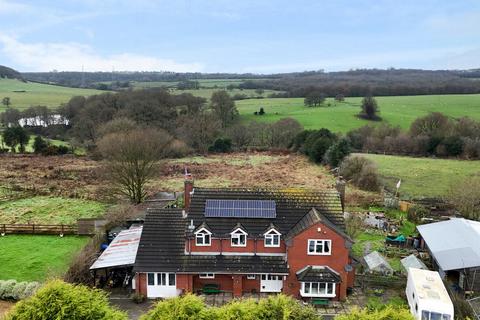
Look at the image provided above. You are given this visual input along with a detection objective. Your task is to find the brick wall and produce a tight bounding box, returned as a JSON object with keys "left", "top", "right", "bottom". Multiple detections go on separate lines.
{"left": 284, "top": 222, "right": 352, "bottom": 301}
{"left": 135, "top": 273, "right": 147, "bottom": 296}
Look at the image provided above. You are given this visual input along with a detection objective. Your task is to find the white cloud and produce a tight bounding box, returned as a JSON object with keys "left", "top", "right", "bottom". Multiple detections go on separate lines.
{"left": 0, "top": 35, "right": 204, "bottom": 72}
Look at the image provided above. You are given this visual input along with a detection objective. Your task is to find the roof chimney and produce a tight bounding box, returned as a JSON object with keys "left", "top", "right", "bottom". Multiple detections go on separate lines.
{"left": 184, "top": 167, "right": 194, "bottom": 210}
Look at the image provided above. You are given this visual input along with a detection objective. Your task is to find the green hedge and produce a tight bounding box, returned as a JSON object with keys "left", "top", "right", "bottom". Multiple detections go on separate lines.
{"left": 5, "top": 280, "right": 128, "bottom": 320}
{"left": 141, "top": 294, "right": 321, "bottom": 320}
{"left": 0, "top": 280, "right": 40, "bottom": 300}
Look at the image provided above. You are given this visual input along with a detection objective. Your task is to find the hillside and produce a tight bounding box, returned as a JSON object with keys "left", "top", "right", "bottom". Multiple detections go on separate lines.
{"left": 0, "top": 65, "right": 23, "bottom": 80}
{"left": 0, "top": 78, "right": 104, "bottom": 111}
{"left": 236, "top": 95, "right": 480, "bottom": 132}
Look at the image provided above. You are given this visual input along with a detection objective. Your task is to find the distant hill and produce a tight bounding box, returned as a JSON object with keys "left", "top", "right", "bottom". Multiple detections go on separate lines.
{"left": 0, "top": 65, "right": 24, "bottom": 81}
{"left": 22, "top": 68, "right": 480, "bottom": 96}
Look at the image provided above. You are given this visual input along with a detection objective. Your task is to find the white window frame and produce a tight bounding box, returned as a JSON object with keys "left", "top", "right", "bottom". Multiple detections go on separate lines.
{"left": 264, "top": 229, "right": 281, "bottom": 247}
{"left": 307, "top": 239, "right": 332, "bottom": 255}
{"left": 199, "top": 273, "right": 215, "bottom": 279}
{"left": 230, "top": 228, "right": 248, "bottom": 247}
{"left": 147, "top": 272, "right": 176, "bottom": 287}
{"left": 300, "top": 282, "right": 336, "bottom": 297}
{"left": 246, "top": 274, "right": 256, "bottom": 280}
{"left": 195, "top": 228, "right": 212, "bottom": 246}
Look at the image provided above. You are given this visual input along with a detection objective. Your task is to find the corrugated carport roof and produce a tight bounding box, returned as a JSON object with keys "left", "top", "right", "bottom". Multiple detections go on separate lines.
{"left": 90, "top": 226, "right": 142, "bottom": 270}
{"left": 417, "top": 218, "right": 480, "bottom": 271}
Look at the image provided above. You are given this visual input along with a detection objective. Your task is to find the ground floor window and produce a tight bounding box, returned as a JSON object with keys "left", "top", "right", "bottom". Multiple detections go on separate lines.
{"left": 300, "top": 282, "right": 335, "bottom": 297}
{"left": 261, "top": 274, "right": 282, "bottom": 281}
{"left": 147, "top": 272, "right": 175, "bottom": 286}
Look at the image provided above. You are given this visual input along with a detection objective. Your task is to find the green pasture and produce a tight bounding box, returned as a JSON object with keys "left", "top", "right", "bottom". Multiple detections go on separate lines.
{"left": 361, "top": 153, "right": 480, "bottom": 199}
{"left": 0, "top": 79, "right": 103, "bottom": 111}
{"left": 236, "top": 95, "right": 480, "bottom": 132}
{"left": 0, "top": 235, "right": 89, "bottom": 281}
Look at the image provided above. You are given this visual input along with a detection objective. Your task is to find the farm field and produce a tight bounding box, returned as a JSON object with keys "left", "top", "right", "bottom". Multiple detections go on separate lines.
{"left": 168, "top": 87, "right": 281, "bottom": 100}
{"left": 131, "top": 78, "right": 267, "bottom": 89}
{"left": 236, "top": 95, "right": 480, "bottom": 132}
{"left": 0, "top": 196, "right": 108, "bottom": 224}
{"left": 0, "top": 79, "right": 103, "bottom": 111}
{"left": 361, "top": 153, "right": 480, "bottom": 199}
{"left": 0, "top": 135, "right": 85, "bottom": 155}
{"left": 0, "top": 235, "right": 89, "bottom": 281}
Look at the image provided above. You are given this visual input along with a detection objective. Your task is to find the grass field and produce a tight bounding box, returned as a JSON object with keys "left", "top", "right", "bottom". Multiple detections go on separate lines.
{"left": 0, "top": 135, "right": 85, "bottom": 155}
{"left": 236, "top": 95, "right": 480, "bottom": 132}
{"left": 131, "top": 78, "right": 270, "bottom": 89}
{"left": 0, "top": 79, "right": 103, "bottom": 111}
{"left": 0, "top": 196, "right": 108, "bottom": 224}
{"left": 0, "top": 235, "right": 89, "bottom": 281}
{"left": 361, "top": 153, "right": 480, "bottom": 199}
{"left": 168, "top": 88, "right": 281, "bottom": 100}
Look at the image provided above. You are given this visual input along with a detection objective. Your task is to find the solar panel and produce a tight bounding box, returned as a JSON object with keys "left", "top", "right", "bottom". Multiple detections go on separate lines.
{"left": 204, "top": 199, "right": 276, "bottom": 218}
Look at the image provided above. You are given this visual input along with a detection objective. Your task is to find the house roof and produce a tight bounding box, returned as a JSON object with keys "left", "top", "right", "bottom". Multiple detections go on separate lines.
{"left": 187, "top": 188, "right": 344, "bottom": 237}
{"left": 134, "top": 188, "right": 344, "bottom": 274}
{"left": 133, "top": 207, "right": 288, "bottom": 273}
{"left": 285, "top": 208, "right": 352, "bottom": 244}
{"left": 296, "top": 266, "right": 342, "bottom": 283}
{"left": 417, "top": 218, "right": 480, "bottom": 271}
{"left": 90, "top": 226, "right": 142, "bottom": 270}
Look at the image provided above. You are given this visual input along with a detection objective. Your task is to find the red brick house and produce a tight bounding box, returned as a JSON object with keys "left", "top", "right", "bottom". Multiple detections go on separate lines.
{"left": 133, "top": 180, "right": 355, "bottom": 301}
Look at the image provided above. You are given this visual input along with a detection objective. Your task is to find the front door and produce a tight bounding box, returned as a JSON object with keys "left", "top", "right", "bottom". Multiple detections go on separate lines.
{"left": 146, "top": 272, "right": 178, "bottom": 298}
{"left": 260, "top": 274, "right": 283, "bottom": 292}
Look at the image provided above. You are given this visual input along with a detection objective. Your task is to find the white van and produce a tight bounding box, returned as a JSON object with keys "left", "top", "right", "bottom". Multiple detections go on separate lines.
{"left": 406, "top": 268, "right": 454, "bottom": 320}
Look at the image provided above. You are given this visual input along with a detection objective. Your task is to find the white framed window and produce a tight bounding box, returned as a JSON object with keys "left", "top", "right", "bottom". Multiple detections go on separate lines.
{"left": 199, "top": 273, "right": 215, "bottom": 279}
{"left": 195, "top": 228, "right": 212, "bottom": 246}
{"left": 147, "top": 273, "right": 176, "bottom": 287}
{"left": 231, "top": 228, "right": 247, "bottom": 247}
{"left": 246, "top": 275, "right": 256, "bottom": 280}
{"left": 264, "top": 229, "right": 281, "bottom": 247}
{"left": 307, "top": 239, "right": 332, "bottom": 255}
{"left": 301, "top": 282, "right": 335, "bottom": 297}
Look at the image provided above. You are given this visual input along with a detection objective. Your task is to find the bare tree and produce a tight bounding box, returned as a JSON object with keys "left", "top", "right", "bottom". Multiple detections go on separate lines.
{"left": 447, "top": 177, "right": 480, "bottom": 220}
{"left": 177, "top": 112, "right": 221, "bottom": 153}
{"left": 97, "top": 128, "right": 173, "bottom": 203}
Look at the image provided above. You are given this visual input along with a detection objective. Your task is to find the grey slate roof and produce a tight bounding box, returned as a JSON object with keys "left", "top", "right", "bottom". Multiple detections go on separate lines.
{"left": 417, "top": 218, "right": 480, "bottom": 271}
{"left": 134, "top": 188, "right": 344, "bottom": 274}
{"left": 296, "top": 266, "right": 341, "bottom": 283}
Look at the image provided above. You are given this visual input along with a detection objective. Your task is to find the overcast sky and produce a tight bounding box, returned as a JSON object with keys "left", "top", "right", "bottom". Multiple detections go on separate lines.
{"left": 0, "top": 0, "right": 479, "bottom": 73}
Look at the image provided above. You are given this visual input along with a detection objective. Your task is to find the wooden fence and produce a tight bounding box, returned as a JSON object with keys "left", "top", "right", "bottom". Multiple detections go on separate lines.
{"left": 0, "top": 224, "right": 77, "bottom": 235}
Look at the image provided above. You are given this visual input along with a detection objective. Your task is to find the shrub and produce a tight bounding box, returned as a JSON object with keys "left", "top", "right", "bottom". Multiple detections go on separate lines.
{"left": 407, "top": 205, "right": 429, "bottom": 224}
{"left": 32, "top": 135, "right": 48, "bottom": 154}
{"left": 339, "top": 155, "right": 381, "bottom": 191}
{"left": 325, "top": 138, "right": 351, "bottom": 167}
{"left": 140, "top": 293, "right": 209, "bottom": 320}
{"left": 0, "top": 280, "right": 40, "bottom": 301}
{"left": 254, "top": 294, "right": 320, "bottom": 320}
{"left": 11, "top": 282, "right": 28, "bottom": 300}
{"left": 303, "top": 129, "right": 337, "bottom": 163}
{"left": 6, "top": 280, "right": 128, "bottom": 320}
{"left": 442, "top": 135, "right": 464, "bottom": 156}
{"left": 130, "top": 292, "right": 146, "bottom": 304}
{"left": 208, "top": 138, "right": 232, "bottom": 153}
{"left": 0, "top": 280, "right": 17, "bottom": 299}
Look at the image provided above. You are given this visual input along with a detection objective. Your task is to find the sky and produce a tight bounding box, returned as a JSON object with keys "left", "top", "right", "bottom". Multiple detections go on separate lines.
{"left": 0, "top": 0, "right": 479, "bottom": 73}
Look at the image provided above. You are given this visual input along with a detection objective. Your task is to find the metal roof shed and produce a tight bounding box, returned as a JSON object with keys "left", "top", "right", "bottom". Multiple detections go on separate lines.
{"left": 90, "top": 226, "right": 143, "bottom": 270}
{"left": 417, "top": 218, "right": 480, "bottom": 272}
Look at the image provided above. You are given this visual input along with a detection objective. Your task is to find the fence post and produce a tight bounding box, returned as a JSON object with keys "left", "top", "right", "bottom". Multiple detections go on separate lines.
{"left": 32, "top": 224, "right": 35, "bottom": 234}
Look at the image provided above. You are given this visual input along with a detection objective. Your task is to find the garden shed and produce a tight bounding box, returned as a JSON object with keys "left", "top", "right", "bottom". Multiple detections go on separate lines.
{"left": 401, "top": 254, "right": 428, "bottom": 273}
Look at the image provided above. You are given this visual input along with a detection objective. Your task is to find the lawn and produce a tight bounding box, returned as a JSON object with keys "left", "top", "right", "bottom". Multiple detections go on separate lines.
{"left": 0, "top": 135, "right": 85, "bottom": 155}
{"left": 361, "top": 153, "right": 480, "bottom": 199}
{"left": 236, "top": 94, "right": 480, "bottom": 132}
{"left": 0, "top": 79, "right": 103, "bottom": 111}
{"left": 0, "top": 235, "right": 89, "bottom": 281}
{"left": 0, "top": 196, "right": 108, "bottom": 224}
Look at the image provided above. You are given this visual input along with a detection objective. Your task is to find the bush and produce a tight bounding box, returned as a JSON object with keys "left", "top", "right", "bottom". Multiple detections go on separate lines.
{"left": 303, "top": 129, "right": 337, "bottom": 163}
{"left": 32, "top": 135, "right": 48, "bottom": 154}
{"left": 141, "top": 294, "right": 321, "bottom": 320}
{"left": 208, "top": 138, "right": 232, "bottom": 153}
{"left": 339, "top": 155, "right": 381, "bottom": 191}
{"left": 407, "top": 205, "right": 429, "bottom": 224}
{"left": 140, "top": 293, "right": 209, "bottom": 320}
{"left": 0, "top": 280, "right": 40, "bottom": 301}
{"left": 335, "top": 306, "right": 414, "bottom": 320}
{"left": 6, "top": 280, "right": 128, "bottom": 320}
{"left": 130, "top": 292, "right": 146, "bottom": 304}
{"left": 325, "top": 138, "right": 351, "bottom": 167}
{"left": 41, "top": 145, "right": 70, "bottom": 156}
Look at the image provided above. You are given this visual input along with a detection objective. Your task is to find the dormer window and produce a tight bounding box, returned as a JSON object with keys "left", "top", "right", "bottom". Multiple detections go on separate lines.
{"left": 264, "top": 229, "right": 281, "bottom": 247}
{"left": 231, "top": 228, "right": 247, "bottom": 247}
{"left": 195, "top": 228, "right": 211, "bottom": 246}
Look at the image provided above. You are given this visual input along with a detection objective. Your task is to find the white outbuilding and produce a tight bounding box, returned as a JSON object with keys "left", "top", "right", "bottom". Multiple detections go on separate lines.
{"left": 406, "top": 268, "right": 454, "bottom": 320}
